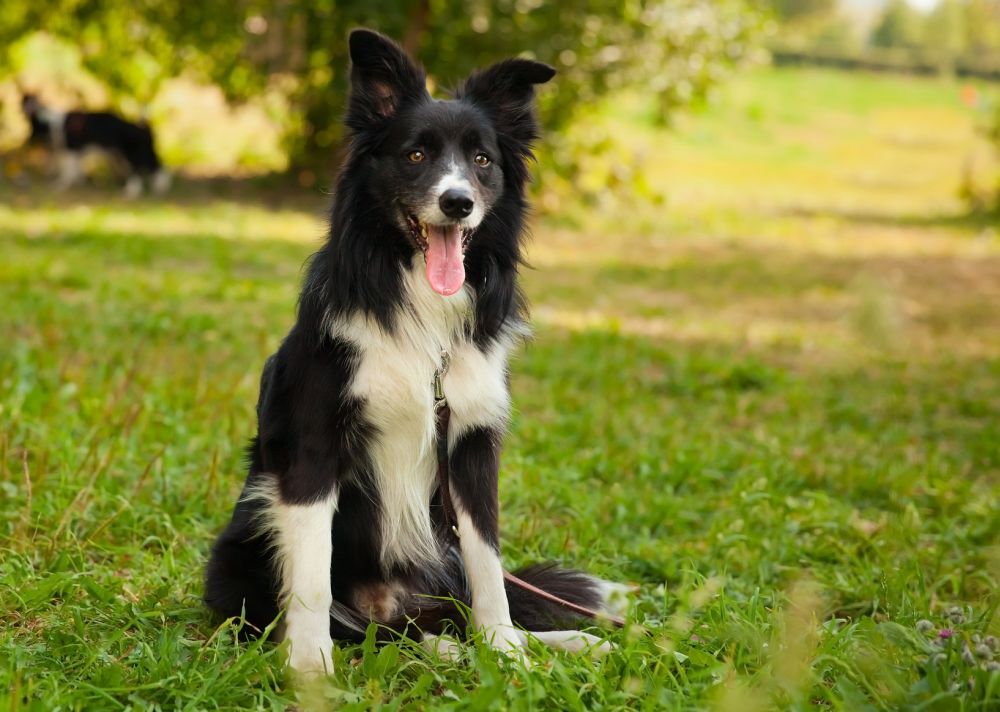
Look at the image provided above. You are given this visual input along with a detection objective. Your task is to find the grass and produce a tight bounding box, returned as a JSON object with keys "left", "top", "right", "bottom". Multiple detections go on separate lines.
{"left": 2, "top": 66, "right": 999, "bottom": 710}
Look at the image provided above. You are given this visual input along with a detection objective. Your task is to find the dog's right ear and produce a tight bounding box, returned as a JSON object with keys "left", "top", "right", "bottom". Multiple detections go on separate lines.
{"left": 458, "top": 58, "right": 555, "bottom": 148}
{"left": 347, "top": 29, "right": 427, "bottom": 125}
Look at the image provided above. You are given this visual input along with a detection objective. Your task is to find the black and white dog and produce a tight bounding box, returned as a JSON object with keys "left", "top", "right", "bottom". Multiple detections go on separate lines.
{"left": 205, "top": 29, "right": 624, "bottom": 675}
{"left": 21, "top": 94, "right": 171, "bottom": 198}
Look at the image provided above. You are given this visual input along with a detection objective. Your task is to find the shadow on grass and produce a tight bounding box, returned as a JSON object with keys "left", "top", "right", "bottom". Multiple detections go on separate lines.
{"left": 9, "top": 212, "right": 1000, "bottom": 307}
{"left": 0, "top": 174, "right": 329, "bottom": 213}
{"left": 4, "top": 177, "right": 1000, "bottom": 367}
{"left": 779, "top": 205, "right": 999, "bottom": 233}
{"left": 5, "top": 210, "right": 1000, "bottom": 385}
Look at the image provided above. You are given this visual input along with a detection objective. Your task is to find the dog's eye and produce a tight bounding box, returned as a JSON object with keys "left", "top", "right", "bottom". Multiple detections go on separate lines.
{"left": 407, "top": 150, "right": 425, "bottom": 163}
{"left": 474, "top": 153, "right": 491, "bottom": 167}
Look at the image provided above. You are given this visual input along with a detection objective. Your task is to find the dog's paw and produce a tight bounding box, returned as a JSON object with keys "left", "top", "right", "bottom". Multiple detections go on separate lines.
{"left": 123, "top": 176, "right": 143, "bottom": 200}
{"left": 422, "top": 633, "right": 463, "bottom": 662}
{"left": 285, "top": 629, "right": 335, "bottom": 676}
{"left": 480, "top": 623, "right": 525, "bottom": 654}
{"left": 476, "top": 623, "right": 533, "bottom": 665}
{"left": 528, "top": 630, "right": 615, "bottom": 658}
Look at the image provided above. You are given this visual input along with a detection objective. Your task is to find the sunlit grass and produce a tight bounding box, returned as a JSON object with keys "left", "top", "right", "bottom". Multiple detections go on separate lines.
{"left": 601, "top": 67, "right": 996, "bottom": 215}
{"left": 2, "top": 67, "right": 999, "bottom": 709}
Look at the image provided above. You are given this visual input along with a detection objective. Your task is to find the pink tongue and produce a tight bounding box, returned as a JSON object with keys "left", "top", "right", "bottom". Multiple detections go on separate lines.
{"left": 424, "top": 224, "right": 465, "bottom": 296}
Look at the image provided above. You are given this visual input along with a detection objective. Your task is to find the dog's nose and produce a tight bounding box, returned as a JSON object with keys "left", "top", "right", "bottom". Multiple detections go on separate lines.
{"left": 439, "top": 189, "right": 474, "bottom": 220}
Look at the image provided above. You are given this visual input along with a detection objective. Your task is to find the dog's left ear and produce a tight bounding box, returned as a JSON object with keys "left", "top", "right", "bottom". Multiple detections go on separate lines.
{"left": 347, "top": 28, "right": 427, "bottom": 124}
{"left": 458, "top": 58, "right": 555, "bottom": 139}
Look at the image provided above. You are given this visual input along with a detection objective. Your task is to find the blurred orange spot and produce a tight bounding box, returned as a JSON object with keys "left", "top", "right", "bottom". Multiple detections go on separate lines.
{"left": 960, "top": 85, "right": 978, "bottom": 108}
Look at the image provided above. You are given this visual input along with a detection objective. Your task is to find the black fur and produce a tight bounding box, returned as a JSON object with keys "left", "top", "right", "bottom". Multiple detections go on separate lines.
{"left": 204, "top": 29, "right": 602, "bottom": 645}
{"left": 449, "top": 426, "right": 502, "bottom": 547}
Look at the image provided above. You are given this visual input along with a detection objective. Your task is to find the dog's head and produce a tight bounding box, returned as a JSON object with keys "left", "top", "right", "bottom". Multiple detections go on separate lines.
{"left": 20, "top": 94, "right": 56, "bottom": 146}
{"left": 346, "top": 29, "right": 554, "bottom": 296}
{"left": 21, "top": 94, "right": 42, "bottom": 118}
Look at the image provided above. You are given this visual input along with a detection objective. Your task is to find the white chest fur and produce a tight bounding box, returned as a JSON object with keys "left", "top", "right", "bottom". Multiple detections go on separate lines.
{"left": 328, "top": 257, "right": 515, "bottom": 569}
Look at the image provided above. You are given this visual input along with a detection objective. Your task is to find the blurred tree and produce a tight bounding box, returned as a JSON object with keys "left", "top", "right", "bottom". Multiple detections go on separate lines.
{"left": 0, "top": 1, "right": 763, "bottom": 183}
{"left": 871, "top": 0, "right": 923, "bottom": 50}
{"left": 964, "top": 0, "right": 1000, "bottom": 53}
{"left": 923, "top": 0, "right": 966, "bottom": 56}
{"left": 767, "top": 0, "right": 836, "bottom": 23}
{"left": 248, "top": 0, "right": 764, "bottom": 181}
{"left": 766, "top": 0, "right": 860, "bottom": 53}
{"left": 808, "top": 17, "right": 863, "bottom": 53}
{"left": 987, "top": 97, "right": 1000, "bottom": 213}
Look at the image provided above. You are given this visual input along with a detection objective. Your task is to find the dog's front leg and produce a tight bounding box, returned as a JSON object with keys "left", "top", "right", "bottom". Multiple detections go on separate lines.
{"left": 54, "top": 152, "right": 82, "bottom": 191}
{"left": 272, "top": 489, "right": 338, "bottom": 675}
{"left": 449, "top": 427, "right": 522, "bottom": 652}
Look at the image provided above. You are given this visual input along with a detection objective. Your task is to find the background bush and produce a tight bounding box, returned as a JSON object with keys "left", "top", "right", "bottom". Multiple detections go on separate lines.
{"left": 0, "top": 0, "right": 764, "bottom": 194}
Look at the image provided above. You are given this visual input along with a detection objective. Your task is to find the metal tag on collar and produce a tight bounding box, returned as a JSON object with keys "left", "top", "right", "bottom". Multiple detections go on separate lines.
{"left": 433, "top": 350, "right": 451, "bottom": 403}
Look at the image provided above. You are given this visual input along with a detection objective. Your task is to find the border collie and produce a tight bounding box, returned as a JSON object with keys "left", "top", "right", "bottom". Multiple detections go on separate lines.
{"left": 21, "top": 94, "right": 171, "bottom": 198}
{"left": 205, "top": 29, "right": 625, "bottom": 675}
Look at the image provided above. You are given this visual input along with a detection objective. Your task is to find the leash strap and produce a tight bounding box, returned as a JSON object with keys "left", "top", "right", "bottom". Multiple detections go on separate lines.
{"left": 433, "top": 352, "right": 625, "bottom": 628}
{"left": 502, "top": 569, "right": 626, "bottom": 626}
{"left": 434, "top": 351, "right": 460, "bottom": 540}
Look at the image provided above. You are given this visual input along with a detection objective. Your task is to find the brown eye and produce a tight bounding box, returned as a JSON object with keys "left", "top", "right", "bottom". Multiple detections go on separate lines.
{"left": 407, "top": 150, "right": 425, "bottom": 163}
{"left": 474, "top": 153, "right": 491, "bottom": 167}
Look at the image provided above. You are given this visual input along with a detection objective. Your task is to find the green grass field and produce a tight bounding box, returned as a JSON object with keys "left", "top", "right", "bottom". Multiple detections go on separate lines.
{"left": 2, "top": 67, "right": 999, "bottom": 710}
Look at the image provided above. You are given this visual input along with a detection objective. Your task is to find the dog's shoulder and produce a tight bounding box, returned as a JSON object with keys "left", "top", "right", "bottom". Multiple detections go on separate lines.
{"left": 253, "top": 327, "right": 367, "bottom": 482}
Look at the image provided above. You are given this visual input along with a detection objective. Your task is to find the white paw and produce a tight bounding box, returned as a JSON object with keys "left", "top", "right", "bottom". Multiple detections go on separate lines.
{"left": 285, "top": 629, "right": 334, "bottom": 676}
{"left": 528, "top": 630, "right": 615, "bottom": 658}
{"left": 480, "top": 623, "right": 525, "bottom": 653}
{"left": 151, "top": 169, "right": 172, "bottom": 194}
{"left": 123, "top": 177, "right": 143, "bottom": 200}
{"left": 477, "top": 623, "right": 533, "bottom": 666}
{"left": 422, "top": 633, "right": 463, "bottom": 661}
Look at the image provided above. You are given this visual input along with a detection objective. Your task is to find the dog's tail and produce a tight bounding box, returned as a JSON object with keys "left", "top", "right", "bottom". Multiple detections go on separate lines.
{"left": 350, "top": 561, "right": 623, "bottom": 643}
{"left": 503, "top": 563, "right": 624, "bottom": 631}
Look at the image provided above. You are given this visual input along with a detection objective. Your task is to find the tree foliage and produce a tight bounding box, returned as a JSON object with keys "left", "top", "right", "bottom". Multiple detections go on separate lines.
{"left": 764, "top": 0, "right": 855, "bottom": 52}
{"left": 987, "top": 102, "right": 1000, "bottom": 213}
{"left": 0, "top": 1, "right": 764, "bottom": 176}
{"left": 964, "top": 0, "right": 1000, "bottom": 53}
{"left": 866, "top": 0, "right": 1000, "bottom": 56}
{"left": 870, "top": 0, "right": 924, "bottom": 50}
{"left": 767, "top": 0, "right": 836, "bottom": 24}
{"left": 923, "top": 0, "right": 966, "bottom": 56}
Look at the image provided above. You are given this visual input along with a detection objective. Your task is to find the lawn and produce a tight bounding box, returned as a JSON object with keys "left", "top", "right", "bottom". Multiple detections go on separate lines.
{"left": 2, "top": 67, "right": 999, "bottom": 710}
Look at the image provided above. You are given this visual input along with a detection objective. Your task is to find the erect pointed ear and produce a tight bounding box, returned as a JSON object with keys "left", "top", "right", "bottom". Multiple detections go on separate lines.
{"left": 458, "top": 58, "right": 555, "bottom": 134}
{"left": 347, "top": 28, "right": 427, "bottom": 124}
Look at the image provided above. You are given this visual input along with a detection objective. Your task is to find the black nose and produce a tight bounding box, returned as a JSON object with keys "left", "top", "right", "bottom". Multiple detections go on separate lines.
{"left": 439, "top": 189, "right": 474, "bottom": 219}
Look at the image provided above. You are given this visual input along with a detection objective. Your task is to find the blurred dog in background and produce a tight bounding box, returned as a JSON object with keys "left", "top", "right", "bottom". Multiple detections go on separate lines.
{"left": 20, "top": 94, "right": 171, "bottom": 197}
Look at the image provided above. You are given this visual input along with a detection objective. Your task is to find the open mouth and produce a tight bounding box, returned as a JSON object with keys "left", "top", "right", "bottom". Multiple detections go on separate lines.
{"left": 405, "top": 214, "right": 472, "bottom": 296}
